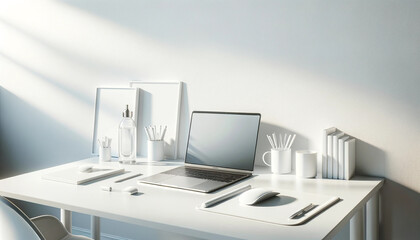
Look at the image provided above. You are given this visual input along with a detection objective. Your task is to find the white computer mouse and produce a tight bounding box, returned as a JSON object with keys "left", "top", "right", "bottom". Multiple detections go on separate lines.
{"left": 122, "top": 186, "right": 138, "bottom": 195}
{"left": 78, "top": 164, "right": 94, "bottom": 173}
{"left": 239, "top": 188, "right": 279, "bottom": 205}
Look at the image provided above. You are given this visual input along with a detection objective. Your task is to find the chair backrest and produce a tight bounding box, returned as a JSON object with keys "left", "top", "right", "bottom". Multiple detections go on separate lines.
{"left": 0, "top": 196, "right": 45, "bottom": 240}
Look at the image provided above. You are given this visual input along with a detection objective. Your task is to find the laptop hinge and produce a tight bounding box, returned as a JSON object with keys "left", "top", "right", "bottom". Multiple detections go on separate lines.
{"left": 184, "top": 163, "right": 252, "bottom": 175}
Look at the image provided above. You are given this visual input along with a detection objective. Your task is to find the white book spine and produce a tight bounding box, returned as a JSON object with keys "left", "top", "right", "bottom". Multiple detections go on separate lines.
{"left": 327, "top": 134, "right": 334, "bottom": 179}
{"left": 323, "top": 127, "right": 336, "bottom": 178}
{"left": 332, "top": 132, "right": 344, "bottom": 179}
{"left": 344, "top": 138, "right": 356, "bottom": 180}
{"left": 332, "top": 136, "right": 338, "bottom": 179}
{"left": 338, "top": 135, "right": 349, "bottom": 180}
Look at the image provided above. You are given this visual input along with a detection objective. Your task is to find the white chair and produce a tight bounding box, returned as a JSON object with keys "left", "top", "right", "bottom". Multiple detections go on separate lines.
{"left": 1, "top": 196, "right": 92, "bottom": 240}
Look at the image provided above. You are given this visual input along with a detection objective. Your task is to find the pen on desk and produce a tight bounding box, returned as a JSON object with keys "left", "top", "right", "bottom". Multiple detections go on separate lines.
{"left": 101, "top": 186, "right": 112, "bottom": 192}
{"left": 201, "top": 185, "right": 251, "bottom": 208}
{"left": 289, "top": 203, "right": 316, "bottom": 219}
{"left": 114, "top": 173, "right": 143, "bottom": 183}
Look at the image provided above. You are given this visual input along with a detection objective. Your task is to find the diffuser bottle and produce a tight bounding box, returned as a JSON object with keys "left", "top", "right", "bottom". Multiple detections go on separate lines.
{"left": 118, "top": 105, "right": 137, "bottom": 164}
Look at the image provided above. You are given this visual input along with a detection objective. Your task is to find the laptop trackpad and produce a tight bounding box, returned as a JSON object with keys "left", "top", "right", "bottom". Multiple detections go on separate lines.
{"left": 160, "top": 176, "right": 207, "bottom": 188}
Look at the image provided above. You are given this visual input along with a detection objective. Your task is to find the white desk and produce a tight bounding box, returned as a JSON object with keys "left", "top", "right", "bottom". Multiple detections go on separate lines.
{"left": 0, "top": 158, "right": 383, "bottom": 240}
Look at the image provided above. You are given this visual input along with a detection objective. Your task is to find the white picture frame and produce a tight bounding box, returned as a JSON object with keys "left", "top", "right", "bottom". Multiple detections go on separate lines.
{"left": 129, "top": 81, "right": 182, "bottom": 159}
{"left": 92, "top": 88, "right": 139, "bottom": 157}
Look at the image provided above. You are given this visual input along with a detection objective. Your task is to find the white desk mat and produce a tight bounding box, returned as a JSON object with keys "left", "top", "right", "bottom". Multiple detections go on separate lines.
{"left": 198, "top": 189, "right": 340, "bottom": 226}
{"left": 42, "top": 165, "right": 124, "bottom": 185}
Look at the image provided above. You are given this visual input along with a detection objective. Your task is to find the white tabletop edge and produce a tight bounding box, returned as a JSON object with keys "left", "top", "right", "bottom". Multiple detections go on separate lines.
{"left": 0, "top": 158, "right": 384, "bottom": 240}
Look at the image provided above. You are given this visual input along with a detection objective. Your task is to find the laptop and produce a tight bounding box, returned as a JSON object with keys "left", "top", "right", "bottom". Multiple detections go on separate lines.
{"left": 139, "top": 111, "right": 261, "bottom": 193}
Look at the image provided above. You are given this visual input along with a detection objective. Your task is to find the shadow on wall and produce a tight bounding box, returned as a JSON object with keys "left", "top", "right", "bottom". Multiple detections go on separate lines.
{"left": 355, "top": 140, "right": 420, "bottom": 240}
{"left": 0, "top": 88, "right": 90, "bottom": 179}
{"left": 356, "top": 139, "right": 387, "bottom": 178}
{"left": 256, "top": 122, "right": 309, "bottom": 168}
{"left": 380, "top": 179, "right": 420, "bottom": 240}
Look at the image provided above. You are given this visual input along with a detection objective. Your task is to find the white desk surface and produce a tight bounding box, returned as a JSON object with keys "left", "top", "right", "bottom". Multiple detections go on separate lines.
{"left": 0, "top": 158, "right": 383, "bottom": 240}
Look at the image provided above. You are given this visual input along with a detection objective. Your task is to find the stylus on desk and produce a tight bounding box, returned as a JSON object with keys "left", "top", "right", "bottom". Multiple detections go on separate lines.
{"left": 201, "top": 185, "right": 251, "bottom": 208}
{"left": 114, "top": 173, "right": 143, "bottom": 183}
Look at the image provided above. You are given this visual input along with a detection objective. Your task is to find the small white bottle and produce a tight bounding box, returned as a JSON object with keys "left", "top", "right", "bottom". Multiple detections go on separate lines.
{"left": 118, "top": 105, "right": 137, "bottom": 164}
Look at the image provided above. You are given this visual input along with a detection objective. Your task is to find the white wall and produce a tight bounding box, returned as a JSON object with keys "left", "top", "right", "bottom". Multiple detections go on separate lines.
{"left": 1, "top": 1, "right": 419, "bottom": 239}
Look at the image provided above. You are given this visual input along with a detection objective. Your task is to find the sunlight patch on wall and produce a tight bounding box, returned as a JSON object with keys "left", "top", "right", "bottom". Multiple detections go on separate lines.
{"left": 0, "top": 57, "right": 92, "bottom": 140}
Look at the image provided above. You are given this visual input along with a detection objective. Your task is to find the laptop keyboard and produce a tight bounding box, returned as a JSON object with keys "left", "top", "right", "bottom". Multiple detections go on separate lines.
{"left": 164, "top": 167, "right": 248, "bottom": 183}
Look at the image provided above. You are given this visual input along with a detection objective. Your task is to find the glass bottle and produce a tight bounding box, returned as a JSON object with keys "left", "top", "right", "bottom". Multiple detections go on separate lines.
{"left": 118, "top": 105, "right": 137, "bottom": 164}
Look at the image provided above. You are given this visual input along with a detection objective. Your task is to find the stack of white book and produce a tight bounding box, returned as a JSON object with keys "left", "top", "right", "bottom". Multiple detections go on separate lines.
{"left": 322, "top": 127, "right": 356, "bottom": 180}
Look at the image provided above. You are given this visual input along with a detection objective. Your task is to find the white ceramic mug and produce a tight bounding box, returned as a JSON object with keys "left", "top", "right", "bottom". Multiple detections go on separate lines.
{"left": 147, "top": 140, "right": 164, "bottom": 161}
{"left": 262, "top": 149, "right": 292, "bottom": 174}
{"left": 295, "top": 150, "right": 317, "bottom": 178}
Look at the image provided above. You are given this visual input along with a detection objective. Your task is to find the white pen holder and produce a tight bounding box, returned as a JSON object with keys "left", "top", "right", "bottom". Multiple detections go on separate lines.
{"left": 99, "top": 147, "right": 111, "bottom": 162}
{"left": 262, "top": 149, "right": 292, "bottom": 174}
{"left": 147, "top": 140, "right": 164, "bottom": 161}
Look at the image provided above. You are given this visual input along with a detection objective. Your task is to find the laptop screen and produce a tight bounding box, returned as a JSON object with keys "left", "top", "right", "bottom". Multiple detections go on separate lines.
{"left": 185, "top": 111, "right": 261, "bottom": 171}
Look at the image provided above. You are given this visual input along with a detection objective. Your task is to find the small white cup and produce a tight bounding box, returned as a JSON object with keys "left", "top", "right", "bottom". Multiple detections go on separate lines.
{"left": 147, "top": 140, "right": 164, "bottom": 161}
{"left": 262, "top": 149, "right": 292, "bottom": 174}
{"left": 99, "top": 147, "right": 111, "bottom": 162}
{"left": 295, "top": 150, "right": 317, "bottom": 178}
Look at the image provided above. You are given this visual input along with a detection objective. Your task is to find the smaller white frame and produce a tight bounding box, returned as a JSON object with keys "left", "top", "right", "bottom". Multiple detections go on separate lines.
{"left": 129, "top": 81, "right": 182, "bottom": 159}
{"left": 92, "top": 87, "right": 139, "bottom": 157}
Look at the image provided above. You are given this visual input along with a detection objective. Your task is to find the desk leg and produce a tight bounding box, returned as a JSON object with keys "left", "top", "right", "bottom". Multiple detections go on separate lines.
{"left": 350, "top": 206, "right": 365, "bottom": 240}
{"left": 366, "top": 193, "right": 379, "bottom": 240}
{"left": 60, "top": 209, "right": 72, "bottom": 233}
{"left": 91, "top": 216, "right": 100, "bottom": 240}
